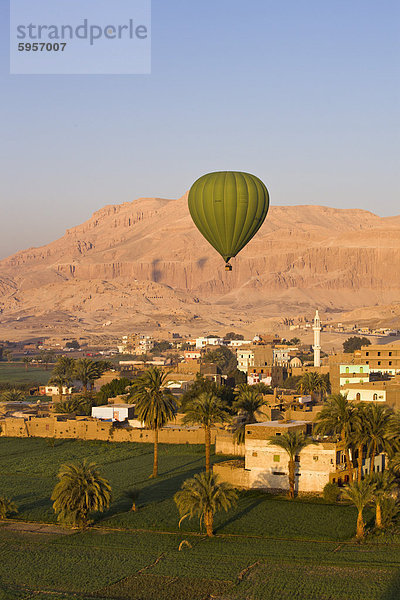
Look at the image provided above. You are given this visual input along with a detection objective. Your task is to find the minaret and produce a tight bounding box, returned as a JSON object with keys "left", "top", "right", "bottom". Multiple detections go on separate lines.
{"left": 313, "top": 309, "right": 321, "bottom": 367}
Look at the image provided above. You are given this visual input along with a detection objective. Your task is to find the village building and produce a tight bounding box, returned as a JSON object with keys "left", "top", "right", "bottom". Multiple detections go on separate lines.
{"left": 39, "top": 385, "right": 74, "bottom": 396}
{"left": 91, "top": 403, "right": 137, "bottom": 423}
{"left": 226, "top": 339, "right": 252, "bottom": 348}
{"left": 330, "top": 363, "right": 370, "bottom": 394}
{"left": 214, "top": 420, "right": 384, "bottom": 493}
{"left": 118, "top": 334, "right": 154, "bottom": 355}
{"left": 341, "top": 378, "right": 400, "bottom": 410}
{"left": 358, "top": 342, "right": 400, "bottom": 375}
{"left": 195, "top": 336, "right": 224, "bottom": 349}
{"left": 183, "top": 349, "right": 202, "bottom": 360}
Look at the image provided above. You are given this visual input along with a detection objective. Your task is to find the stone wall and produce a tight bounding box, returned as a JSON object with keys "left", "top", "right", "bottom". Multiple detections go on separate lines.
{"left": 0, "top": 416, "right": 215, "bottom": 445}
{"left": 213, "top": 460, "right": 249, "bottom": 488}
{"left": 215, "top": 433, "right": 245, "bottom": 456}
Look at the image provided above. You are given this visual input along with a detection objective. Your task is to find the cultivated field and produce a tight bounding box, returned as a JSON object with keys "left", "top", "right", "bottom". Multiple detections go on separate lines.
{"left": 0, "top": 363, "right": 50, "bottom": 386}
{"left": 0, "top": 438, "right": 399, "bottom": 599}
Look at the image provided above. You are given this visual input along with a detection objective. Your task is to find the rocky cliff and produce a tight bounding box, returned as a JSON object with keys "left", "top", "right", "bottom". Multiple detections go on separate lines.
{"left": 1, "top": 193, "right": 400, "bottom": 339}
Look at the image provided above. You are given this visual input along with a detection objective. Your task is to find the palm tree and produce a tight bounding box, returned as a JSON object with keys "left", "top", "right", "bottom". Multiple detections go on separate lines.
{"left": 364, "top": 404, "right": 393, "bottom": 473}
{"left": 52, "top": 356, "right": 76, "bottom": 380}
{"left": 352, "top": 404, "right": 370, "bottom": 482}
{"left": 22, "top": 356, "right": 32, "bottom": 370}
{"left": 51, "top": 460, "right": 111, "bottom": 528}
{"left": 386, "top": 411, "right": 400, "bottom": 456}
{"left": 316, "top": 393, "right": 355, "bottom": 482}
{"left": 342, "top": 479, "right": 376, "bottom": 539}
{"left": 0, "top": 496, "right": 18, "bottom": 519}
{"left": 232, "top": 387, "right": 264, "bottom": 444}
{"left": 73, "top": 359, "right": 100, "bottom": 392}
{"left": 174, "top": 472, "right": 238, "bottom": 537}
{"left": 388, "top": 451, "right": 400, "bottom": 476}
{"left": 268, "top": 431, "right": 312, "bottom": 499}
{"left": 53, "top": 395, "right": 92, "bottom": 416}
{"left": 297, "top": 372, "right": 329, "bottom": 400}
{"left": 0, "top": 389, "right": 25, "bottom": 402}
{"left": 130, "top": 367, "right": 177, "bottom": 478}
{"left": 369, "top": 471, "right": 396, "bottom": 529}
{"left": 38, "top": 349, "right": 55, "bottom": 370}
{"left": 3, "top": 350, "right": 13, "bottom": 363}
{"left": 183, "top": 392, "right": 229, "bottom": 471}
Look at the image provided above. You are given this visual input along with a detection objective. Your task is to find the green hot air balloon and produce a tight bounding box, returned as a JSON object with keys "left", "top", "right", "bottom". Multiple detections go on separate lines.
{"left": 188, "top": 171, "right": 269, "bottom": 270}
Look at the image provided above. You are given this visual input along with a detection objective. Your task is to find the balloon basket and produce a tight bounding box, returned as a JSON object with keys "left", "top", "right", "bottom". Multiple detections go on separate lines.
{"left": 225, "top": 263, "right": 232, "bottom": 272}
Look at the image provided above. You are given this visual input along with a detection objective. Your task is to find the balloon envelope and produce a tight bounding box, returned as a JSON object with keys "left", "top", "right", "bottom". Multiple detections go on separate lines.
{"left": 188, "top": 171, "right": 269, "bottom": 264}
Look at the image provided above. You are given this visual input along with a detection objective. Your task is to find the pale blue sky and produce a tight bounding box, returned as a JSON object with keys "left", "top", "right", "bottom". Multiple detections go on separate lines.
{"left": 0, "top": 0, "right": 399, "bottom": 258}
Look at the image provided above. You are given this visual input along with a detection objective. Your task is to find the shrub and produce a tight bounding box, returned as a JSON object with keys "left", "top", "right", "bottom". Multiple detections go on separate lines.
{"left": 323, "top": 482, "right": 341, "bottom": 503}
{"left": 380, "top": 496, "right": 399, "bottom": 529}
{"left": 0, "top": 496, "right": 18, "bottom": 519}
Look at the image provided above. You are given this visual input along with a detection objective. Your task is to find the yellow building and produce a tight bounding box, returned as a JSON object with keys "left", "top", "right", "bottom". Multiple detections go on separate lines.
{"left": 359, "top": 342, "right": 400, "bottom": 374}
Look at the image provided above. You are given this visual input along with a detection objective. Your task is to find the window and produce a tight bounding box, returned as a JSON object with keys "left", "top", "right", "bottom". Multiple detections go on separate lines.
{"left": 366, "top": 361, "right": 369, "bottom": 364}
{"left": 273, "top": 471, "right": 285, "bottom": 476}
{"left": 360, "top": 367, "right": 363, "bottom": 373}
{"left": 345, "top": 366, "right": 349, "bottom": 373}
{"left": 389, "top": 361, "right": 392, "bottom": 366}
{"left": 378, "top": 352, "right": 381, "bottom": 356}
{"left": 378, "top": 361, "right": 381, "bottom": 366}
{"left": 273, "top": 455, "right": 280, "bottom": 462}
{"left": 389, "top": 352, "right": 392, "bottom": 357}
{"left": 356, "top": 393, "right": 361, "bottom": 401}
{"left": 313, "top": 455, "right": 319, "bottom": 461}
{"left": 366, "top": 352, "right": 369, "bottom": 356}
{"left": 252, "top": 451, "right": 258, "bottom": 457}
{"left": 373, "top": 393, "right": 378, "bottom": 401}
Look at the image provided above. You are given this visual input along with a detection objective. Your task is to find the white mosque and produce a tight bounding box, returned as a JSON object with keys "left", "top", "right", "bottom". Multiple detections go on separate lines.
{"left": 312, "top": 309, "right": 321, "bottom": 367}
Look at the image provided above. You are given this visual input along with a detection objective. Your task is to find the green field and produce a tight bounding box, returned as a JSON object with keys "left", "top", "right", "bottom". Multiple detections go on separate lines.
{"left": 0, "top": 437, "right": 399, "bottom": 599}
{"left": 0, "top": 363, "right": 50, "bottom": 386}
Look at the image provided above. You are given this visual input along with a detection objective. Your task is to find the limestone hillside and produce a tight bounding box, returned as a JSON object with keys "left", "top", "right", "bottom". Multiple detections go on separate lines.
{"left": 1, "top": 193, "right": 400, "bottom": 340}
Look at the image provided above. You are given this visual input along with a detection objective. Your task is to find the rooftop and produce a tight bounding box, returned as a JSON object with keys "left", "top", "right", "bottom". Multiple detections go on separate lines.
{"left": 249, "top": 420, "right": 309, "bottom": 428}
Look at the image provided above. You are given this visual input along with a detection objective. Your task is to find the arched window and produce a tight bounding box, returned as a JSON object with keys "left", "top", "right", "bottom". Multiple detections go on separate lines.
{"left": 360, "top": 367, "right": 363, "bottom": 373}
{"left": 345, "top": 367, "right": 349, "bottom": 373}
{"left": 356, "top": 393, "right": 361, "bottom": 401}
{"left": 373, "top": 393, "right": 378, "bottom": 401}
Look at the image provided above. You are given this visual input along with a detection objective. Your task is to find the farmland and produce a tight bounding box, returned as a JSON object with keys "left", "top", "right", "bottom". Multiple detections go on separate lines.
{"left": 0, "top": 363, "right": 50, "bottom": 386}
{"left": 0, "top": 437, "right": 399, "bottom": 599}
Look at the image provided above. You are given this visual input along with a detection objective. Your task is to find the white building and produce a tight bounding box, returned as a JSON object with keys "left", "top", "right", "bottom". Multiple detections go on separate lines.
{"left": 273, "top": 346, "right": 298, "bottom": 366}
{"left": 341, "top": 385, "right": 386, "bottom": 403}
{"left": 92, "top": 404, "right": 137, "bottom": 422}
{"left": 195, "top": 337, "right": 224, "bottom": 349}
{"left": 40, "top": 386, "right": 73, "bottom": 396}
{"left": 215, "top": 420, "right": 385, "bottom": 492}
{"left": 226, "top": 340, "right": 252, "bottom": 348}
{"left": 237, "top": 348, "right": 255, "bottom": 373}
{"left": 245, "top": 423, "right": 336, "bottom": 492}
{"left": 183, "top": 350, "right": 202, "bottom": 360}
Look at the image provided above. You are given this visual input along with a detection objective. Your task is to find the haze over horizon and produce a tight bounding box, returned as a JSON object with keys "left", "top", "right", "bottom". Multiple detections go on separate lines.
{"left": 1, "top": 0, "right": 399, "bottom": 258}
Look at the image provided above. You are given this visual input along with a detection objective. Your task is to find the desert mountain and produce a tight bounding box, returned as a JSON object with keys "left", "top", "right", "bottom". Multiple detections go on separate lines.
{"left": 1, "top": 193, "right": 400, "bottom": 340}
